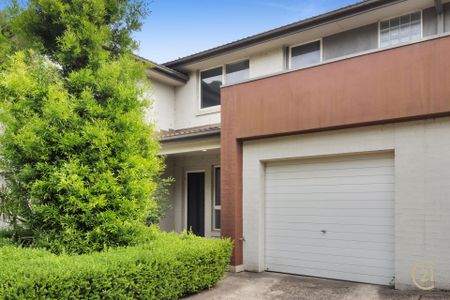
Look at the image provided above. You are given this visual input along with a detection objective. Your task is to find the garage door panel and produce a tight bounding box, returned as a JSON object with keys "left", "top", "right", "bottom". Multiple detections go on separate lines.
{"left": 266, "top": 257, "right": 394, "bottom": 278}
{"left": 265, "top": 174, "right": 394, "bottom": 188}
{"left": 266, "top": 207, "right": 393, "bottom": 218}
{"left": 266, "top": 229, "right": 393, "bottom": 244}
{"left": 266, "top": 221, "right": 393, "bottom": 234}
{"left": 264, "top": 152, "right": 395, "bottom": 285}
{"left": 266, "top": 264, "right": 392, "bottom": 286}
{"left": 267, "top": 236, "right": 393, "bottom": 252}
{"left": 265, "top": 244, "right": 393, "bottom": 261}
{"left": 266, "top": 183, "right": 394, "bottom": 194}
{"left": 266, "top": 214, "right": 394, "bottom": 226}
{"left": 266, "top": 166, "right": 394, "bottom": 180}
{"left": 266, "top": 200, "right": 393, "bottom": 209}
{"left": 265, "top": 249, "right": 393, "bottom": 268}
{"left": 266, "top": 191, "right": 394, "bottom": 202}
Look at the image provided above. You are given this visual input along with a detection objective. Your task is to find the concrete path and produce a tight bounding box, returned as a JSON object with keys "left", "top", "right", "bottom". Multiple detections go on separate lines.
{"left": 185, "top": 272, "right": 450, "bottom": 300}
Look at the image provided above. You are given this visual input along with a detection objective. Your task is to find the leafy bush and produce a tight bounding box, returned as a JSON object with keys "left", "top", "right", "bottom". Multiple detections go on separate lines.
{"left": 0, "top": 231, "right": 232, "bottom": 299}
{"left": 0, "top": 1, "right": 168, "bottom": 254}
{"left": 0, "top": 228, "right": 13, "bottom": 247}
{"left": 0, "top": 50, "right": 165, "bottom": 254}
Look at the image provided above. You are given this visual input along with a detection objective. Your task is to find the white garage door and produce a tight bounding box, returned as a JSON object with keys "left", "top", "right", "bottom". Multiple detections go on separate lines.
{"left": 265, "top": 152, "right": 394, "bottom": 285}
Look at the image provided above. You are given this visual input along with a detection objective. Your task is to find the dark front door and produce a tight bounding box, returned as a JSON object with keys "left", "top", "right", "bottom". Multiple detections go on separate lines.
{"left": 187, "top": 172, "right": 205, "bottom": 236}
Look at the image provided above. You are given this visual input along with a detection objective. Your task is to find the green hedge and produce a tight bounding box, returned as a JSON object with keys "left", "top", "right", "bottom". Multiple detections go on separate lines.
{"left": 0, "top": 231, "right": 232, "bottom": 299}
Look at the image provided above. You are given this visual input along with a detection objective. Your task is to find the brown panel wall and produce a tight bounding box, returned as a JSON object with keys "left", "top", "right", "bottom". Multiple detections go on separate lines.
{"left": 223, "top": 35, "right": 450, "bottom": 140}
{"left": 220, "top": 35, "right": 450, "bottom": 266}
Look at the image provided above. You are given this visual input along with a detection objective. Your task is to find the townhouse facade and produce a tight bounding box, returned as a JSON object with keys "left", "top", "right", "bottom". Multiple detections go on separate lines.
{"left": 144, "top": 0, "right": 450, "bottom": 290}
{"left": 3, "top": 0, "right": 450, "bottom": 292}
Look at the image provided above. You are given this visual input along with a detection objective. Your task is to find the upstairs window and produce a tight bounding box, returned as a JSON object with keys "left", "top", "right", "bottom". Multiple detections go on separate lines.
{"left": 380, "top": 12, "right": 421, "bottom": 47}
{"left": 225, "top": 60, "right": 249, "bottom": 84}
{"left": 200, "top": 60, "right": 249, "bottom": 109}
{"left": 290, "top": 40, "right": 321, "bottom": 69}
{"left": 200, "top": 67, "right": 222, "bottom": 109}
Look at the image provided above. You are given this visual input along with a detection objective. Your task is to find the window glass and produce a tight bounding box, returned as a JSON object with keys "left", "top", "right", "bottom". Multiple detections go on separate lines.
{"left": 200, "top": 67, "right": 222, "bottom": 108}
{"left": 213, "top": 167, "right": 221, "bottom": 230}
{"left": 225, "top": 60, "right": 249, "bottom": 84}
{"left": 214, "top": 210, "right": 221, "bottom": 230}
{"left": 290, "top": 41, "right": 321, "bottom": 69}
{"left": 380, "top": 12, "right": 421, "bottom": 47}
{"left": 214, "top": 167, "right": 220, "bottom": 206}
{"left": 410, "top": 12, "right": 421, "bottom": 39}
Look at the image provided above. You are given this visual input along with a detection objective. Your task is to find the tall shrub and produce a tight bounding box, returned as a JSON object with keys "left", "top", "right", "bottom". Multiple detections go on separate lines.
{"left": 0, "top": 0, "right": 166, "bottom": 253}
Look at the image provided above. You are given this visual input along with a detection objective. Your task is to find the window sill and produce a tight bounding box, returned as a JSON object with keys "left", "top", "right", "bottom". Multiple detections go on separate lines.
{"left": 197, "top": 106, "right": 221, "bottom": 116}
{"left": 211, "top": 230, "right": 221, "bottom": 237}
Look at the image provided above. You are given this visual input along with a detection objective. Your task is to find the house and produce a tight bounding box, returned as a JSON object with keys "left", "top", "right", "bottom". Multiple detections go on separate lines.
{"left": 146, "top": 0, "right": 450, "bottom": 290}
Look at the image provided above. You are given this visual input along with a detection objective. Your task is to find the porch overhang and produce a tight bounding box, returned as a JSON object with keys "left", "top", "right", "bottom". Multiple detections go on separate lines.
{"left": 159, "top": 124, "right": 221, "bottom": 156}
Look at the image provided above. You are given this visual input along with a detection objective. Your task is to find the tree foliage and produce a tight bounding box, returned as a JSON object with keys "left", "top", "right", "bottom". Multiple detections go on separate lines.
{"left": 0, "top": 0, "right": 166, "bottom": 254}
{"left": 9, "top": 0, "right": 148, "bottom": 72}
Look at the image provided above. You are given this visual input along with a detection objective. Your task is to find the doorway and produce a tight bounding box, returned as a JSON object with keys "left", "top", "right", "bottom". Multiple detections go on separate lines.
{"left": 187, "top": 172, "right": 205, "bottom": 236}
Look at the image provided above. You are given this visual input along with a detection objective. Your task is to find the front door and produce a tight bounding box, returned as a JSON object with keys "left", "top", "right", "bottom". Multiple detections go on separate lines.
{"left": 187, "top": 172, "right": 205, "bottom": 236}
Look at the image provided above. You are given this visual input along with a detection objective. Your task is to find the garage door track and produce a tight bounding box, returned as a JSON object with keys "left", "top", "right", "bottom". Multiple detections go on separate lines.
{"left": 185, "top": 272, "right": 449, "bottom": 300}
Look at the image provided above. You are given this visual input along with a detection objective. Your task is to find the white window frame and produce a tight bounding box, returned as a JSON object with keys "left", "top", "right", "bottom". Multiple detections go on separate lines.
{"left": 198, "top": 59, "right": 249, "bottom": 113}
{"left": 212, "top": 165, "right": 221, "bottom": 231}
{"left": 377, "top": 10, "right": 423, "bottom": 48}
{"left": 288, "top": 38, "right": 323, "bottom": 70}
{"left": 198, "top": 65, "right": 224, "bottom": 113}
{"left": 224, "top": 59, "right": 250, "bottom": 85}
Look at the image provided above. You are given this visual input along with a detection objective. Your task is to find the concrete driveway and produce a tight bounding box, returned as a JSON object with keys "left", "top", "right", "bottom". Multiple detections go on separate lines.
{"left": 185, "top": 272, "right": 449, "bottom": 300}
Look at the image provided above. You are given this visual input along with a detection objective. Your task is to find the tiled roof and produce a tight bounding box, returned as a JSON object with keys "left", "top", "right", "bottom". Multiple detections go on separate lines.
{"left": 160, "top": 124, "right": 220, "bottom": 140}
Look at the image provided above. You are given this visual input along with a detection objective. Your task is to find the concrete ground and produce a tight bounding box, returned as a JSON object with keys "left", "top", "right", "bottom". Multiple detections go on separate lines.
{"left": 185, "top": 272, "right": 450, "bottom": 300}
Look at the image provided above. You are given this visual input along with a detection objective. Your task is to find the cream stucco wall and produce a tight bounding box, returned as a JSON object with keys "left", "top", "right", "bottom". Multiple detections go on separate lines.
{"left": 160, "top": 152, "right": 221, "bottom": 238}
{"left": 174, "top": 71, "right": 221, "bottom": 129}
{"left": 144, "top": 80, "right": 175, "bottom": 131}
{"left": 242, "top": 117, "right": 450, "bottom": 290}
{"left": 249, "top": 47, "right": 285, "bottom": 78}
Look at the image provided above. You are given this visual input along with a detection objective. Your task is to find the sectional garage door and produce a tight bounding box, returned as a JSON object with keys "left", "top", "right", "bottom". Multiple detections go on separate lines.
{"left": 264, "top": 152, "right": 395, "bottom": 285}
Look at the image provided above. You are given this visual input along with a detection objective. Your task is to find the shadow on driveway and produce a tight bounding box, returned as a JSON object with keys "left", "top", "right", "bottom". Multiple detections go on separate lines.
{"left": 185, "top": 272, "right": 449, "bottom": 300}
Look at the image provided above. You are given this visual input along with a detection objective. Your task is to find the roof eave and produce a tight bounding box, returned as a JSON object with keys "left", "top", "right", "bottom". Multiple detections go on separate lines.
{"left": 133, "top": 54, "right": 189, "bottom": 83}
{"left": 163, "top": 0, "right": 403, "bottom": 68}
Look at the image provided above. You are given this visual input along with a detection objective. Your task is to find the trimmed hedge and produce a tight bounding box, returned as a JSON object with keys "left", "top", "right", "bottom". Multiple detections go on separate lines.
{"left": 0, "top": 231, "right": 232, "bottom": 299}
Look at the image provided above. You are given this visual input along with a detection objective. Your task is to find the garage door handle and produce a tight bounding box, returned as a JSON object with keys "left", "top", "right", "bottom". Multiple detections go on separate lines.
{"left": 321, "top": 230, "right": 327, "bottom": 234}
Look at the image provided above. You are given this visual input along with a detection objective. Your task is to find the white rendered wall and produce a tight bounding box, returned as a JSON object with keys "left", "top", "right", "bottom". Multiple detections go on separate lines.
{"left": 144, "top": 80, "right": 175, "bottom": 131}
{"left": 249, "top": 47, "right": 285, "bottom": 78}
{"left": 243, "top": 117, "right": 450, "bottom": 290}
{"left": 174, "top": 71, "right": 221, "bottom": 129}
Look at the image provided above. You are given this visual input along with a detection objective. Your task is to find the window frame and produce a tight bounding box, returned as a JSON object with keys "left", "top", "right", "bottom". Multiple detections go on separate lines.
{"left": 378, "top": 10, "right": 423, "bottom": 48}
{"left": 225, "top": 59, "right": 250, "bottom": 85}
{"left": 288, "top": 38, "right": 323, "bottom": 70}
{"left": 198, "top": 65, "right": 224, "bottom": 112}
{"left": 212, "top": 165, "right": 221, "bottom": 231}
{"left": 198, "top": 59, "right": 250, "bottom": 113}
